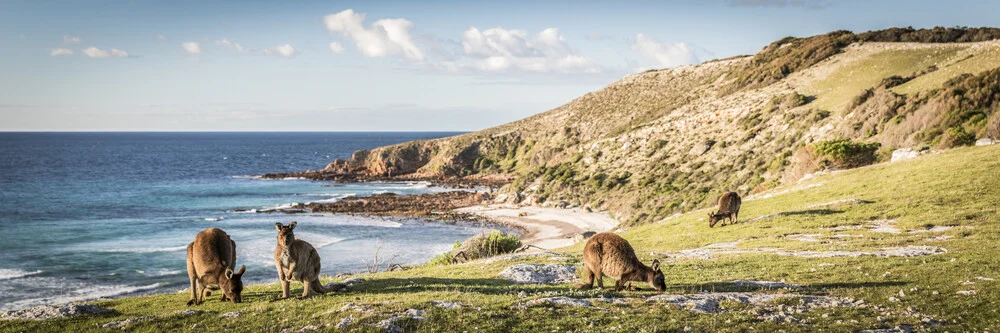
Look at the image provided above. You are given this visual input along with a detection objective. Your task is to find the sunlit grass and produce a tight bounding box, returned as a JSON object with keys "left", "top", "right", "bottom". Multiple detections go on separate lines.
{"left": 4, "top": 145, "right": 1000, "bottom": 332}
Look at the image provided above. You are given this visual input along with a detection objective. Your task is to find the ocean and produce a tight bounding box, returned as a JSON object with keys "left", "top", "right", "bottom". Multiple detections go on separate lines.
{"left": 0, "top": 132, "right": 491, "bottom": 311}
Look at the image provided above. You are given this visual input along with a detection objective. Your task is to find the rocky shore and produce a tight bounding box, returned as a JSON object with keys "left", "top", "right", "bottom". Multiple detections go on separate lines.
{"left": 296, "top": 191, "right": 491, "bottom": 217}
{"left": 260, "top": 170, "right": 513, "bottom": 189}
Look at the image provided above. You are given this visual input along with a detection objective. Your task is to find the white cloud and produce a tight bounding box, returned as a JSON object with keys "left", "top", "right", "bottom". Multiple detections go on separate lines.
{"left": 156, "top": 34, "right": 166, "bottom": 40}
{"left": 50, "top": 48, "right": 74, "bottom": 56}
{"left": 328, "top": 42, "right": 344, "bottom": 54}
{"left": 215, "top": 39, "right": 248, "bottom": 53}
{"left": 181, "top": 42, "right": 201, "bottom": 54}
{"left": 82, "top": 47, "right": 128, "bottom": 58}
{"left": 461, "top": 27, "right": 600, "bottom": 73}
{"left": 264, "top": 44, "right": 296, "bottom": 58}
{"left": 323, "top": 9, "right": 424, "bottom": 61}
{"left": 631, "top": 33, "right": 699, "bottom": 69}
{"left": 63, "top": 35, "right": 81, "bottom": 44}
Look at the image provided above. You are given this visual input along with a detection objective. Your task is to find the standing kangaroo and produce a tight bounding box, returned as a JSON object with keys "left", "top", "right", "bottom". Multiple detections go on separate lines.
{"left": 274, "top": 221, "right": 333, "bottom": 299}
{"left": 709, "top": 191, "right": 742, "bottom": 228}
{"left": 575, "top": 232, "right": 666, "bottom": 292}
{"left": 186, "top": 228, "right": 246, "bottom": 306}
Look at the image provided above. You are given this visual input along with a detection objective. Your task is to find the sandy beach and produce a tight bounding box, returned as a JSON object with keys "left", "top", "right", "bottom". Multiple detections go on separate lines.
{"left": 455, "top": 204, "right": 620, "bottom": 249}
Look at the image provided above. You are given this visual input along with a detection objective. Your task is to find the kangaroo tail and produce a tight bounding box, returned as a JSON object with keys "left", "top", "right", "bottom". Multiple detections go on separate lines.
{"left": 309, "top": 279, "right": 328, "bottom": 294}
{"left": 310, "top": 278, "right": 346, "bottom": 294}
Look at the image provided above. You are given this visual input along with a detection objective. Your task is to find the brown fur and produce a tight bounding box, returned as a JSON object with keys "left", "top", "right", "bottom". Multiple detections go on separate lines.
{"left": 274, "top": 221, "right": 330, "bottom": 299}
{"left": 186, "top": 228, "right": 245, "bottom": 306}
{"left": 574, "top": 232, "right": 666, "bottom": 292}
{"left": 709, "top": 192, "right": 742, "bottom": 228}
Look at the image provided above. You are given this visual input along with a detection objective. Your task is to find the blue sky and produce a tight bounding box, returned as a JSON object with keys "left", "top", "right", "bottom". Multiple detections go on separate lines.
{"left": 2, "top": 0, "right": 998, "bottom": 131}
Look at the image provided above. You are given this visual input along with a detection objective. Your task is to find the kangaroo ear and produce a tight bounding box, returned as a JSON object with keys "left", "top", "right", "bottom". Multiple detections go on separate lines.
{"left": 652, "top": 259, "right": 660, "bottom": 271}
{"left": 225, "top": 268, "right": 235, "bottom": 280}
{"left": 235, "top": 265, "right": 246, "bottom": 276}
{"left": 275, "top": 222, "right": 283, "bottom": 231}
{"left": 288, "top": 221, "right": 297, "bottom": 230}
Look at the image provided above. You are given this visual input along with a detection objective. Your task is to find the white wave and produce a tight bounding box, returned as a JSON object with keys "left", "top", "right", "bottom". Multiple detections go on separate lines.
{"left": 0, "top": 281, "right": 164, "bottom": 312}
{"left": 230, "top": 175, "right": 261, "bottom": 179}
{"left": 204, "top": 217, "right": 224, "bottom": 222}
{"left": 0, "top": 268, "right": 42, "bottom": 281}
{"left": 135, "top": 268, "right": 184, "bottom": 277}
{"left": 99, "top": 245, "right": 187, "bottom": 254}
{"left": 233, "top": 209, "right": 259, "bottom": 214}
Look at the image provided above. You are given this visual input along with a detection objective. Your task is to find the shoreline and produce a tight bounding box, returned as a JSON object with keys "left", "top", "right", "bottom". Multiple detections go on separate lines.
{"left": 454, "top": 204, "right": 619, "bottom": 250}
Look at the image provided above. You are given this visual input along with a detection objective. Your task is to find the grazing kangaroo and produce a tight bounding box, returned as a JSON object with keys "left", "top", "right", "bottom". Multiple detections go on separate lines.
{"left": 274, "top": 221, "right": 333, "bottom": 299}
{"left": 709, "top": 191, "right": 742, "bottom": 228}
{"left": 575, "top": 232, "right": 666, "bottom": 292}
{"left": 186, "top": 228, "right": 246, "bottom": 306}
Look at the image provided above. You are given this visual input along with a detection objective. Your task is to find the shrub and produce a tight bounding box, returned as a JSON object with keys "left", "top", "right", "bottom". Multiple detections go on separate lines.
{"left": 431, "top": 231, "right": 521, "bottom": 265}
{"left": 812, "top": 139, "right": 882, "bottom": 168}
{"left": 938, "top": 126, "right": 976, "bottom": 148}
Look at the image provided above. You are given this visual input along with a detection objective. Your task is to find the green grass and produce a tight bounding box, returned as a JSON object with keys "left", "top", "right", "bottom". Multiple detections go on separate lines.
{"left": 5, "top": 145, "right": 1000, "bottom": 332}
{"left": 894, "top": 43, "right": 1000, "bottom": 95}
{"left": 806, "top": 46, "right": 966, "bottom": 111}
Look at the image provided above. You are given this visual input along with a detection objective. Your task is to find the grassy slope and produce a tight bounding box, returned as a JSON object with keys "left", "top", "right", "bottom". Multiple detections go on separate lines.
{"left": 6, "top": 144, "right": 999, "bottom": 332}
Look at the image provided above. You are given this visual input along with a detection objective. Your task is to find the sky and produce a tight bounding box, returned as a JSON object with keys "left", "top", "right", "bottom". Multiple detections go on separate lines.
{"left": 2, "top": 0, "right": 999, "bottom": 131}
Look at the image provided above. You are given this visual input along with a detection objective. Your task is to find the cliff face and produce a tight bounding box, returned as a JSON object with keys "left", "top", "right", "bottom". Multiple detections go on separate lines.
{"left": 290, "top": 28, "right": 1000, "bottom": 226}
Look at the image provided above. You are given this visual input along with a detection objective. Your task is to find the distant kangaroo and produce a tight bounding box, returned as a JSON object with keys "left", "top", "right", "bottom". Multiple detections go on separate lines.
{"left": 274, "top": 221, "right": 334, "bottom": 299}
{"left": 186, "top": 228, "right": 246, "bottom": 306}
{"left": 575, "top": 232, "right": 666, "bottom": 292}
{"left": 709, "top": 191, "right": 742, "bottom": 228}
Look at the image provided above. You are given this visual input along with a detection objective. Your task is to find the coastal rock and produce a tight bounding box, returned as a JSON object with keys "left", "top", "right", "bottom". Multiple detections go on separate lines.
{"left": 102, "top": 316, "right": 155, "bottom": 328}
{"left": 525, "top": 297, "right": 592, "bottom": 307}
{"left": 890, "top": 148, "right": 921, "bottom": 162}
{"left": 648, "top": 292, "right": 852, "bottom": 317}
{"left": 220, "top": 311, "right": 242, "bottom": 318}
{"left": 499, "top": 264, "right": 576, "bottom": 284}
{"left": 858, "top": 325, "right": 914, "bottom": 333}
{"left": 431, "top": 300, "right": 463, "bottom": 309}
{"left": 1, "top": 303, "right": 113, "bottom": 321}
{"left": 572, "top": 231, "right": 597, "bottom": 243}
{"left": 300, "top": 191, "right": 487, "bottom": 216}
{"left": 335, "top": 317, "right": 354, "bottom": 330}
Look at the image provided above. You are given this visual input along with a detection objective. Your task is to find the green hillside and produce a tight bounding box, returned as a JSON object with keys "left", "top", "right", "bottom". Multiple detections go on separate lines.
{"left": 282, "top": 27, "right": 1000, "bottom": 227}
{"left": 7, "top": 139, "right": 999, "bottom": 332}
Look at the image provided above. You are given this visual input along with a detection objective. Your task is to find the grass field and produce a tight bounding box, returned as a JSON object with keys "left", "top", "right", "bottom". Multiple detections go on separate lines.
{"left": 3, "top": 145, "right": 1000, "bottom": 332}
{"left": 805, "top": 46, "right": 965, "bottom": 112}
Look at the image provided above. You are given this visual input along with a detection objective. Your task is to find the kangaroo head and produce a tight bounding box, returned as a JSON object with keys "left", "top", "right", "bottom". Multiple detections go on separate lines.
{"left": 220, "top": 264, "right": 246, "bottom": 303}
{"left": 648, "top": 259, "right": 666, "bottom": 292}
{"left": 275, "top": 221, "right": 297, "bottom": 247}
{"left": 708, "top": 212, "right": 718, "bottom": 228}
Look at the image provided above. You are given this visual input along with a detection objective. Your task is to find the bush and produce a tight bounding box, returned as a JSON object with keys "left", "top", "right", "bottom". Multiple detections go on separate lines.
{"left": 812, "top": 139, "right": 882, "bottom": 168}
{"left": 429, "top": 231, "right": 522, "bottom": 265}
{"left": 938, "top": 126, "right": 976, "bottom": 148}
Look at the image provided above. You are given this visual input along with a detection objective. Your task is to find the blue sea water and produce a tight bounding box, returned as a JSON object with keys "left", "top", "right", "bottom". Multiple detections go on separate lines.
{"left": 0, "top": 132, "right": 490, "bottom": 311}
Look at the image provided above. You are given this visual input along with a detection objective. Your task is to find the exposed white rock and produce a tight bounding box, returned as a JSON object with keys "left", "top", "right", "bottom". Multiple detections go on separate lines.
{"left": 525, "top": 297, "right": 592, "bottom": 307}
{"left": 891, "top": 148, "right": 921, "bottom": 162}
{"left": 499, "top": 264, "right": 577, "bottom": 284}
{"left": 1, "top": 303, "right": 112, "bottom": 321}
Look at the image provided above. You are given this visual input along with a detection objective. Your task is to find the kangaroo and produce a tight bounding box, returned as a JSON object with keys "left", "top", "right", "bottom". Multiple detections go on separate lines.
{"left": 709, "top": 191, "right": 742, "bottom": 228}
{"left": 574, "top": 232, "right": 666, "bottom": 292}
{"left": 274, "top": 221, "right": 332, "bottom": 299}
{"left": 186, "top": 228, "right": 246, "bottom": 306}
